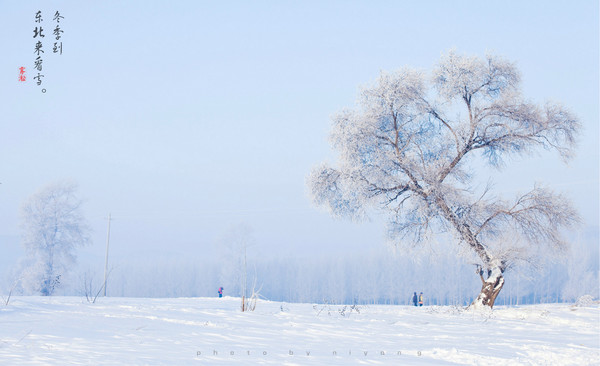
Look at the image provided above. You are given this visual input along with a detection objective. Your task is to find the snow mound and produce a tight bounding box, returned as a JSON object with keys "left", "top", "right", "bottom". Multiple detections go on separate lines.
{"left": 575, "top": 294, "right": 596, "bottom": 307}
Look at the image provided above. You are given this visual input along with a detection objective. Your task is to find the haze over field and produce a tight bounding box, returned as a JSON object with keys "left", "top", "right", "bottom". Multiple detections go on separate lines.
{"left": 0, "top": 2, "right": 598, "bottom": 304}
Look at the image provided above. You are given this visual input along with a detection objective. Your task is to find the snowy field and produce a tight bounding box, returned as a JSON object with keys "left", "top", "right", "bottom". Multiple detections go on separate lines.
{"left": 0, "top": 296, "right": 598, "bottom": 365}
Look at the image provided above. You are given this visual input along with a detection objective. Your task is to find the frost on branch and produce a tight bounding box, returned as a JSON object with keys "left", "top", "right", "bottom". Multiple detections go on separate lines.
{"left": 307, "top": 50, "right": 580, "bottom": 308}
{"left": 433, "top": 50, "right": 520, "bottom": 102}
{"left": 308, "top": 164, "right": 370, "bottom": 221}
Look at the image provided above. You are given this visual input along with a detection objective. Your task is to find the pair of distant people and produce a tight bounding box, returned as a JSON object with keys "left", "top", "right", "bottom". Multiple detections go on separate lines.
{"left": 412, "top": 292, "right": 424, "bottom": 306}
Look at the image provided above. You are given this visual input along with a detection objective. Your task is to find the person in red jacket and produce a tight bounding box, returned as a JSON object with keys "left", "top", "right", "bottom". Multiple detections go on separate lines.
{"left": 218, "top": 287, "right": 223, "bottom": 298}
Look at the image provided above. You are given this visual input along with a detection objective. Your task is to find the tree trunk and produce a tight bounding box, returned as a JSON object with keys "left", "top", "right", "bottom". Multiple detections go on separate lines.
{"left": 471, "top": 266, "right": 505, "bottom": 309}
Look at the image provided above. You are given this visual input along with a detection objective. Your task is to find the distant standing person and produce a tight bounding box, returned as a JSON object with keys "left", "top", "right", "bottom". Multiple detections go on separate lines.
{"left": 412, "top": 292, "right": 418, "bottom": 306}
{"left": 419, "top": 292, "right": 424, "bottom": 306}
{"left": 218, "top": 287, "right": 223, "bottom": 298}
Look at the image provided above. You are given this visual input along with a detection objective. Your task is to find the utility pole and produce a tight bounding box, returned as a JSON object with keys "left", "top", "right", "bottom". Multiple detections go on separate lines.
{"left": 242, "top": 241, "right": 247, "bottom": 311}
{"left": 103, "top": 213, "right": 112, "bottom": 297}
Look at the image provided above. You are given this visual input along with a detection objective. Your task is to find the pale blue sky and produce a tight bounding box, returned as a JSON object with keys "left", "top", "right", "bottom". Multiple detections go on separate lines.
{"left": 1, "top": 1, "right": 598, "bottom": 267}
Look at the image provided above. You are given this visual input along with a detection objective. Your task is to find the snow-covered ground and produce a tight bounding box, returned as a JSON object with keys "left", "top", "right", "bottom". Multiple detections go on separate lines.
{"left": 0, "top": 296, "right": 598, "bottom": 365}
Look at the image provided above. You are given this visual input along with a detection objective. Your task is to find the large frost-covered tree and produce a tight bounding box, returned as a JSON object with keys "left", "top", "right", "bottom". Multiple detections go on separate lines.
{"left": 308, "top": 50, "right": 580, "bottom": 308}
{"left": 19, "top": 181, "right": 90, "bottom": 296}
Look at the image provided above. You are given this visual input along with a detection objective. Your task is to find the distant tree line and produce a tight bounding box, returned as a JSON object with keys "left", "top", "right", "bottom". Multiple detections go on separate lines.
{"left": 60, "top": 237, "right": 597, "bottom": 306}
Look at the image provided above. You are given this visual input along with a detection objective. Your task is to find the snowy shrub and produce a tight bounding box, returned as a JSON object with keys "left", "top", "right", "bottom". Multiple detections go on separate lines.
{"left": 575, "top": 295, "right": 595, "bottom": 307}
{"left": 313, "top": 303, "right": 363, "bottom": 317}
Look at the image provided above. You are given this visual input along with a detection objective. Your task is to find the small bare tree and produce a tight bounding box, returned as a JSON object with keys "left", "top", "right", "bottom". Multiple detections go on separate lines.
{"left": 1, "top": 276, "right": 21, "bottom": 306}
{"left": 242, "top": 274, "right": 262, "bottom": 312}
{"left": 308, "top": 50, "right": 580, "bottom": 308}
{"left": 79, "top": 268, "right": 113, "bottom": 303}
